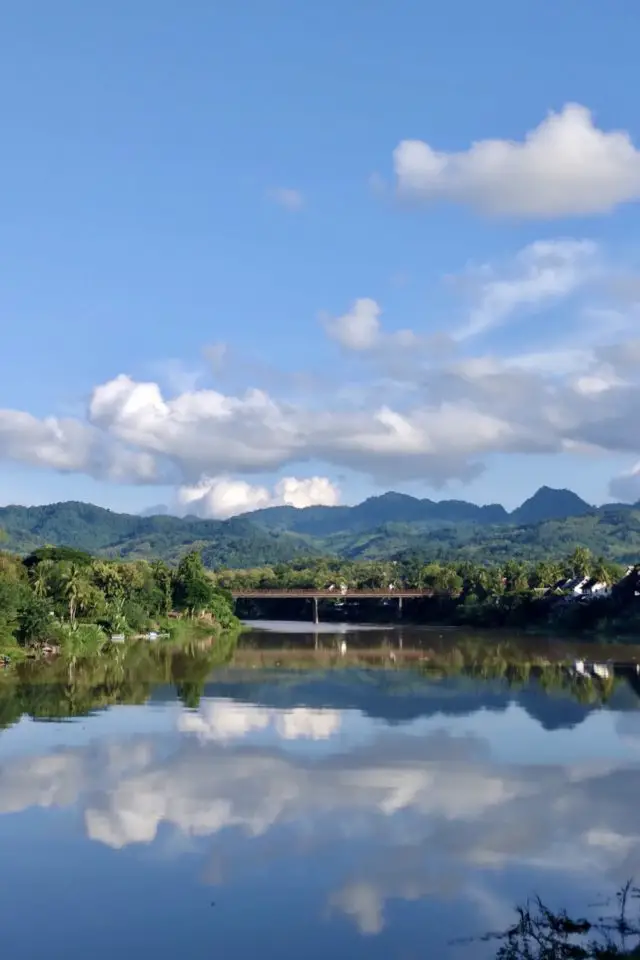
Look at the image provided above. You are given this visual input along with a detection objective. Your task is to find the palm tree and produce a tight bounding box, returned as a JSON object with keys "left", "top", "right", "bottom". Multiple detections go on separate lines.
{"left": 30, "top": 560, "right": 53, "bottom": 599}
{"left": 592, "top": 556, "right": 611, "bottom": 585}
{"left": 568, "top": 545, "right": 592, "bottom": 578}
{"left": 61, "top": 563, "right": 88, "bottom": 623}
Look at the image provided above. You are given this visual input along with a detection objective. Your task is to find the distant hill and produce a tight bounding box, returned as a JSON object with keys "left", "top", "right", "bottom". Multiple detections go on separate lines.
{"left": 248, "top": 491, "right": 508, "bottom": 534}
{"left": 0, "top": 501, "right": 318, "bottom": 567}
{"left": 510, "top": 486, "right": 592, "bottom": 525}
{"left": 0, "top": 487, "right": 637, "bottom": 568}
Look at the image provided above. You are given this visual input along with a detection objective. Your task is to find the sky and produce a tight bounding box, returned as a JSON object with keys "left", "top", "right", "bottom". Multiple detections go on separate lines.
{"left": 2, "top": 1, "right": 640, "bottom": 518}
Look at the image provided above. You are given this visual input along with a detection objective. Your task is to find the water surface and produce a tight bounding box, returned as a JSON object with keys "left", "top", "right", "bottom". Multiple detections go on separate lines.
{"left": 2, "top": 625, "right": 640, "bottom": 959}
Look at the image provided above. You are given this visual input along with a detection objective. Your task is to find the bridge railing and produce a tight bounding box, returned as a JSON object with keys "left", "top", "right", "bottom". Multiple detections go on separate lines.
{"left": 230, "top": 589, "right": 433, "bottom": 598}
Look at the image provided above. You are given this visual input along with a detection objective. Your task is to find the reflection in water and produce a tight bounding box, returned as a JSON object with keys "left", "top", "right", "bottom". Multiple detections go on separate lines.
{"left": 1, "top": 626, "right": 640, "bottom": 959}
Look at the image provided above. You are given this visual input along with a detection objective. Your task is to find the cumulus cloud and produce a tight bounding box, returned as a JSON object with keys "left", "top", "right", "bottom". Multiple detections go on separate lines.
{"left": 5, "top": 339, "right": 640, "bottom": 494}
{"left": 176, "top": 474, "right": 340, "bottom": 519}
{"left": 393, "top": 103, "right": 640, "bottom": 218}
{"left": 275, "top": 476, "right": 340, "bottom": 509}
{"left": 323, "top": 298, "right": 419, "bottom": 352}
{"left": 3, "top": 239, "right": 640, "bottom": 498}
{"left": 267, "top": 187, "right": 305, "bottom": 211}
{"left": 0, "top": 409, "right": 160, "bottom": 483}
{"left": 324, "top": 298, "right": 382, "bottom": 350}
{"left": 89, "top": 374, "right": 299, "bottom": 478}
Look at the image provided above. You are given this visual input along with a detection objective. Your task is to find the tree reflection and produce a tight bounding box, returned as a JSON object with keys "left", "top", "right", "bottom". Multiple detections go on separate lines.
{"left": 0, "top": 631, "right": 238, "bottom": 728}
{"left": 0, "top": 634, "right": 634, "bottom": 730}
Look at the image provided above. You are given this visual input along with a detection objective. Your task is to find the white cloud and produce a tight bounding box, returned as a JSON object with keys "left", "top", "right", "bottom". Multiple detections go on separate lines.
{"left": 176, "top": 474, "right": 341, "bottom": 519}
{"left": 608, "top": 463, "right": 640, "bottom": 502}
{"left": 177, "top": 477, "right": 273, "bottom": 518}
{"left": 324, "top": 298, "right": 382, "bottom": 350}
{"left": 393, "top": 103, "right": 640, "bottom": 218}
{"left": 4, "top": 338, "right": 640, "bottom": 494}
{"left": 274, "top": 476, "right": 340, "bottom": 509}
{"left": 323, "top": 298, "right": 422, "bottom": 354}
{"left": 89, "top": 374, "right": 299, "bottom": 477}
{"left": 0, "top": 409, "right": 159, "bottom": 483}
{"left": 3, "top": 240, "right": 640, "bottom": 498}
{"left": 267, "top": 187, "right": 305, "bottom": 211}
{"left": 454, "top": 239, "right": 598, "bottom": 340}
{"left": 0, "top": 410, "right": 96, "bottom": 473}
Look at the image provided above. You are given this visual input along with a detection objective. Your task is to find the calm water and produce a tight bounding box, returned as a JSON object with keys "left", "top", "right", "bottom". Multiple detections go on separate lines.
{"left": 2, "top": 624, "right": 640, "bottom": 959}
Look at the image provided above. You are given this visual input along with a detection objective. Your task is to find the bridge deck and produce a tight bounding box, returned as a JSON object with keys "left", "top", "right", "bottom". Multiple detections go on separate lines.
{"left": 230, "top": 589, "right": 431, "bottom": 599}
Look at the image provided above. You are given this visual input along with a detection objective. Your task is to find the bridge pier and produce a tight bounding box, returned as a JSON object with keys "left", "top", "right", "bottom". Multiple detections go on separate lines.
{"left": 312, "top": 596, "right": 319, "bottom": 624}
{"left": 397, "top": 595, "right": 403, "bottom": 619}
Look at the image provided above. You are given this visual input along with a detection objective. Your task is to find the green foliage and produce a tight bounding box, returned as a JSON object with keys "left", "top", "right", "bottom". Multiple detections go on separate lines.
{"left": 51, "top": 620, "right": 108, "bottom": 656}
{"left": 17, "top": 595, "right": 54, "bottom": 645}
{"left": 173, "top": 550, "right": 214, "bottom": 615}
{"left": 0, "top": 545, "right": 239, "bottom": 657}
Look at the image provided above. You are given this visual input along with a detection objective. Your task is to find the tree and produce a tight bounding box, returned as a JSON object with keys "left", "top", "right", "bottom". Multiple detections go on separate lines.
{"left": 531, "top": 559, "right": 560, "bottom": 590}
{"left": 592, "top": 556, "right": 612, "bottom": 584}
{"left": 30, "top": 559, "right": 54, "bottom": 598}
{"left": 91, "top": 561, "right": 124, "bottom": 603}
{"left": 0, "top": 575, "right": 24, "bottom": 649}
{"left": 151, "top": 560, "right": 173, "bottom": 615}
{"left": 60, "top": 563, "right": 90, "bottom": 623}
{"left": 173, "top": 551, "right": 214, "bottom": 617}
{"left": 18, "top": 596, "right": 53, "bottom": 645}
{"left": 568, "top": 545, "right": 592, "bottom": 578}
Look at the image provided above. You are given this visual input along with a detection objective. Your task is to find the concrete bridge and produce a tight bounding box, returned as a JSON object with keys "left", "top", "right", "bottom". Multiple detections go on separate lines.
{"left": 229, "top": 588, "right": 432, "bottom": 624}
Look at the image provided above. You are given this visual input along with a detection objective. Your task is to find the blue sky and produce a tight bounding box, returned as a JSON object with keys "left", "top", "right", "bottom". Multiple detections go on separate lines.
{"left": 2, "top": 1, "right": 640, "bottom": 516}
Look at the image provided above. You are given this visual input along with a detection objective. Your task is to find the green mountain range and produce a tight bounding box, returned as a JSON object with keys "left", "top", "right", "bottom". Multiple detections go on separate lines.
{"left": 1, "top": 486, "right": 639, "bottom": 567}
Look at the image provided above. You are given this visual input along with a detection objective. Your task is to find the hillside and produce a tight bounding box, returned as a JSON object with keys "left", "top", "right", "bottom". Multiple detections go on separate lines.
{"left": 0, "top": 488, "right": 638, "bottom": 568}
{"left": 0, "top": 501, "right": 319, "bottom": 567}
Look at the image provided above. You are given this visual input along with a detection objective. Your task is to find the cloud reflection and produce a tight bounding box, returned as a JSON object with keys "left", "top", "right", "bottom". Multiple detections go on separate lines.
{"left": 178, "top": 700, "right": 342, "bottom": 742}
{"left": 1, "top": 697, "right": 640, "bottom": 939}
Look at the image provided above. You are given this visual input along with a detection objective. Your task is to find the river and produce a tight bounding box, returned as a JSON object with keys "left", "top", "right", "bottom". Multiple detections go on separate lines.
{"left": 1, "top": 622, "right": 640, "bottom": 958}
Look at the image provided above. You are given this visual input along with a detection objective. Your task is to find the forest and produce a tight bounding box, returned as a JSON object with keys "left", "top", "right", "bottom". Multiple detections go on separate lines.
{"left": 3, "top": 495, "right": 640, "bottom": 568}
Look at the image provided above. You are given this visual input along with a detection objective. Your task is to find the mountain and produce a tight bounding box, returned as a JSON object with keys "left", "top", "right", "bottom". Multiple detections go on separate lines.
{"left": 0, "top": 501, "right": 319, "bottom": 567}
{"left": 248, "top": 491, "right": 508, "bottom": 535}
{"left": 510, "top": 486, "right": 592, "bottom": 525}
{"left": 0, "top": 487, "right": 635, "bottom": 568}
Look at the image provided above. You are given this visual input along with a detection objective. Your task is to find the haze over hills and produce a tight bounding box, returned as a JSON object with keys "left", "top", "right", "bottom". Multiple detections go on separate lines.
{"left": 0, "top": 485, "right": 638, "bottom": 567}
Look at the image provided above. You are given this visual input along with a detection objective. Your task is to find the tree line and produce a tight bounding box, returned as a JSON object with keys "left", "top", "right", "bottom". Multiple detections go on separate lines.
{"left": 0, "top": 545, "right": 238, "bottom": 657}
{"left": 215, "top": 547, "right": 640, "bottom": 635}
{"left": 213, "top": 546, "right": 620, "bottom": 593}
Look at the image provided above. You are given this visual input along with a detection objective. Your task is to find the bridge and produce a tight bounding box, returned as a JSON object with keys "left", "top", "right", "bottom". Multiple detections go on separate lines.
{"left": 229, "top": 588, "right": 432, "bottom": 624}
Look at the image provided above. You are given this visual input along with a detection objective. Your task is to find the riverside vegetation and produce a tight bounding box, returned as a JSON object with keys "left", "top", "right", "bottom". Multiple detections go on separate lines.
{"left": 216, "top": 548, "right": 640, "bottom": 637}
{"left": 2, "top": 539, "right": 640, "bottom": 654}
{"left": 0, "top": 545, "right": 239, "bottom": 661}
